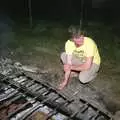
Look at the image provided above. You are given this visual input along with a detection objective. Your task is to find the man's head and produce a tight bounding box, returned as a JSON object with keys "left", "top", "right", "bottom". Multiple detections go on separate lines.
{"left": 72, "top": 33, "right": 84, "bottom": 47}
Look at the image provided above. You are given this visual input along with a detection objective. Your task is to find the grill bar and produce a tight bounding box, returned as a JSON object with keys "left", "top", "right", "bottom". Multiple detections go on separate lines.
{"left": 0, "top": 94, "right": 22, "bottom": 110}
{"left": 18, "top": 103, "right": 44, "bottom": 120}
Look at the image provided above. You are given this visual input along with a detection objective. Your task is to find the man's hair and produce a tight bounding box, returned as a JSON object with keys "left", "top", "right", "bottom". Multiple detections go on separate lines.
{"left": 72, "top": 33, "right": 84, "bottom": 39}
{"left": 68, "top": 25, "right": 85, "bottom": 38}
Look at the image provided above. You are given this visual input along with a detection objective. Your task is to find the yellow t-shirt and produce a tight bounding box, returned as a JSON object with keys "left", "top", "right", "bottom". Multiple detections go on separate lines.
{"left": 65, "top": 37, "right": 101, "bottom": 65}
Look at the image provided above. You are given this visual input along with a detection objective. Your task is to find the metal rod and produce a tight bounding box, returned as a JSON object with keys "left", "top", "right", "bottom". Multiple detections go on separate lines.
{"left": 28, "top": 0, "right": 33, "bottom": 28}
{"left": 80, "top": 103, "right": 89, "bottom": 113}
{"left": 46, "top": 100, "right": 71, "bottom": 120}
{"left": 0, "top": 94, "right": 22, "bottom": 110}
{"left": 7, "top": 99, "right": 35, "bottom": 118}
{"left": 80, "top": 0, "right": 84, "bottom": 30}
{"left": 17, "top": 96, "right": 60, "bottom": 120}
{"left": 0, "top": 90, "right": 18, "bottom": 102}
{"left": 18, "top": 103, "right": 43, "bottom": 120}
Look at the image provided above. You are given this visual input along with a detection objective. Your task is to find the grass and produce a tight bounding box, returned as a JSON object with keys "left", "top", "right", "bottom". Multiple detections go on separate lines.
{"left": 10, "top": 21, "right": 120, "bottom": 63}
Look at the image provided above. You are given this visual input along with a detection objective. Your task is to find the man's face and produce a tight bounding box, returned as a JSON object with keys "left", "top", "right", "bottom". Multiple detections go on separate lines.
{"left": 73, "top": 35, "right": 84, "bottom": 46}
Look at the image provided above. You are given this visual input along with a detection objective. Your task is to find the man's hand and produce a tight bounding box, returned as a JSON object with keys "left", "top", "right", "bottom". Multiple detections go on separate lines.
{"left": 58, "top": 80, "right": 68, "bottom": 90}
{"left": 58, "top": 64, "right": 71, "bottom": 91}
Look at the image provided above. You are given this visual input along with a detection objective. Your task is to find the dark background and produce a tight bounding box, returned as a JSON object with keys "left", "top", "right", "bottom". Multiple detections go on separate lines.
{"left": 0, "top": 0, "right": 120, "bottom": 24}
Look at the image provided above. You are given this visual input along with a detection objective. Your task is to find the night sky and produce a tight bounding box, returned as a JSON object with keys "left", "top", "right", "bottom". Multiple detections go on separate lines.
{"left": 0, "top": 0, "right": 120, "bottom": 23}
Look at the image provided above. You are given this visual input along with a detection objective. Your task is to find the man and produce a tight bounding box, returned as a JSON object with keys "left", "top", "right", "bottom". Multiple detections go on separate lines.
{"left": 58, "top": 31, "right": 101, "bottom": 90}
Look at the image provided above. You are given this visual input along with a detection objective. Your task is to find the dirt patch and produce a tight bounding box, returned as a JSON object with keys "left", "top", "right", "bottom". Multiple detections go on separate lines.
{"left": 10, "top": 46, "right": 120, "bottom": 117}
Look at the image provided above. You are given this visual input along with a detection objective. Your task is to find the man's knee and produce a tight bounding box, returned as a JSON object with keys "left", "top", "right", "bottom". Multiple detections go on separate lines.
{"left": 60, "top": 52, "right": 67, "bottom": 64}
{"left": 79, "top": 72, "right": 97, "bottom": 84}
{"left": 79, "top": 74, "right": 88, "bottom": 84}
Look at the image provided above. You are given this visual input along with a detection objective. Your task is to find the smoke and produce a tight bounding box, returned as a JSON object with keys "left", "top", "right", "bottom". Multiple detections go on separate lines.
{"left": 0, "top": 11, "right": 14, "bottom": 57}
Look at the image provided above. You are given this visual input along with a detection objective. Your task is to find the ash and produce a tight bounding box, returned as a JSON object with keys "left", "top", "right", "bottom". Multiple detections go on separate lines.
{"left": 0, "top": 57, "right": 18, "bottom": 75}
{"left": 0, "top": 57, "right": 38, "bottom": 76}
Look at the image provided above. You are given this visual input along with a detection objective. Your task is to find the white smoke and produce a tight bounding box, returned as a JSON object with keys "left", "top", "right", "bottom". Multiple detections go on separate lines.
{"left": 0, "top": 11, "right": 14, "bottom": 57}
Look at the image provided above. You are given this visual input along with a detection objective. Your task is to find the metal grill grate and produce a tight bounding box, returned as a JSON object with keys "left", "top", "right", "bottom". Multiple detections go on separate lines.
{"left": 0, "top": 72, "right": 113, "bottom": 120}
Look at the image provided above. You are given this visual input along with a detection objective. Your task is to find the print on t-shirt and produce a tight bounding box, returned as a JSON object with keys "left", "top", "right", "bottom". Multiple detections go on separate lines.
{"left": 73, "top": 50, "right": 86, "bottom": 63}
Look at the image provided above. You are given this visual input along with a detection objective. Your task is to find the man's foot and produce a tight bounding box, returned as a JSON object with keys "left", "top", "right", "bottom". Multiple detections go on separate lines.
{"left": 70, "top": 71, "right": 79, "bottom": 78}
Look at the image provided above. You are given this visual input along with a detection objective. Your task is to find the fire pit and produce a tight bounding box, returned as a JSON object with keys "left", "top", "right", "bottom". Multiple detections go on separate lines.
{"left": 0, "top": 57, "right": 113, "bottom": 120}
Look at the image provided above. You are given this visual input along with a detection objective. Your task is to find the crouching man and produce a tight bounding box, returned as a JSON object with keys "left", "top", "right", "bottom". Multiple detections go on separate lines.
{"left": 58, "top": 32, "right": 101, "bottom": 90}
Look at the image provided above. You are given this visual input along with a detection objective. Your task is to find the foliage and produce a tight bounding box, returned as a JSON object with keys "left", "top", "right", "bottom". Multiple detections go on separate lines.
{"left": 10, "top": 21, "right": 120, "bottom": 64}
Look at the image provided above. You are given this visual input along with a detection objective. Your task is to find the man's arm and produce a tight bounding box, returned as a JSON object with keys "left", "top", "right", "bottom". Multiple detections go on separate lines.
{"left": 58, "top": 54, "right": 72, "bottom": 90}
{"left": 71, "top": 56, "right": 93, "bottom": 71}
{"left": 63, "top": 54, "right": 72, "bottom": 82}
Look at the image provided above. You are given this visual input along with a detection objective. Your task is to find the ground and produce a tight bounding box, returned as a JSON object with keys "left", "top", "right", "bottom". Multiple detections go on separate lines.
{"left": 6, "top": 21, "right": 120, "bottom": 117}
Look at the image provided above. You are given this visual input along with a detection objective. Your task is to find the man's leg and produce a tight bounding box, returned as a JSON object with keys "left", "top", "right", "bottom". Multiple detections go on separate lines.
{"left": 60, "top": 52, "right": 67, "bottom": 64}
{"left": 79, "top": 63, "right": 100, "bottom": 83}
{"left": 59, "top": 52, "right": 71, "bottom": 90}
{"left": 61, "top": 52, "right": 83, "bottom": 77}
{"left": 60, "top": 52, "right": 83, "bottom": 65}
